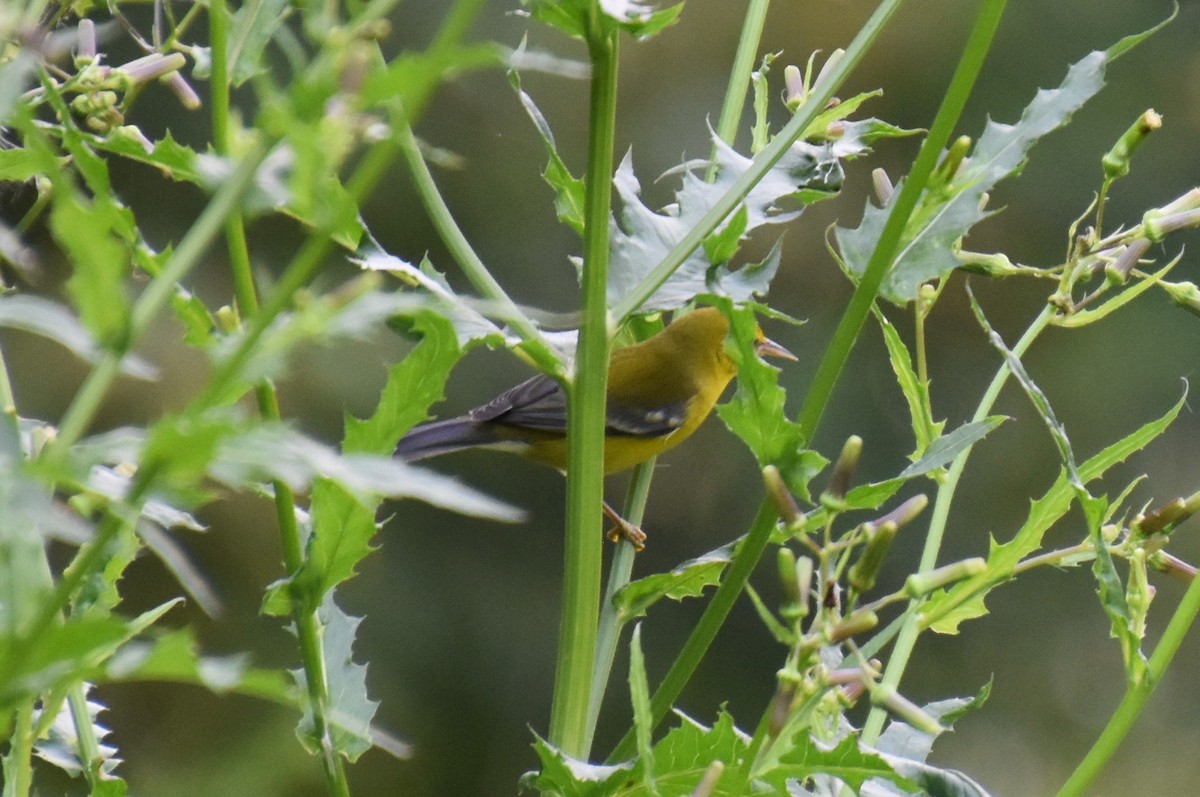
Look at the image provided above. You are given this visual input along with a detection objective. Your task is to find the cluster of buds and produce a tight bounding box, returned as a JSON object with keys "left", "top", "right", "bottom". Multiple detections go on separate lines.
{"left": 63, "top": 19, "right": 199, "bottom": 133}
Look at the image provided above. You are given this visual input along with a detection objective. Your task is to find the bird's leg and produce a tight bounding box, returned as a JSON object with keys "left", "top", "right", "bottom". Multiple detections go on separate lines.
{"left": 602, "top": 500, "right": 647, "bottom": 551}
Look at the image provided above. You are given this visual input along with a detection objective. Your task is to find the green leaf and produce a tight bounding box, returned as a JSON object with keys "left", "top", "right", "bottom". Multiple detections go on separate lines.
{"left": 0, "top": 294, "right": 156, "bottom": 378}
{"left": 838, "top": 46, "right": 1118, "bottom": 303}
{"left": 106, "top": 627, "right": 294, "bottom": 702}
{"left": 32, "top": 687, "right": 122, "bottom": 784}
{"left": 229, "top": 0, "right": 292, "bottom": 86}
{"left": 615, "top": 543, "right": 733, "bottom": 622}
{"left": 91, "top": 128, "right": 204, "bottom": 184}
{"left": 608, "top": 120, "right": 893, "bottom": 313}
{"left": 628, "top": 625, "right": 659, "bottom": 795}
{"left": 344, "top": 311, "right": 462, "bottom": 455}
{"left": 875, "top": 309, "right": 943, "bottom": 456}
{"left": 208, "top": 422, "right": 525, "bottom": 521}
{"left": 524, "top": 732, "right": 632, "bottom": 796}
{"left": 761, "top": 733, "right": 914, "bottom": 793}
{"left": 874, "top": 754, "right": 994, "bottom": 797}
{"left": 293, "top": 596, "right": 379, "bottom": 762}
{"left": 510, "top": 65, "right": 586, "bottom": 235}
{"left": 50, "top": 193, "right": 132, "bottom": 349}
{"left": 702, "top": 205, "right": 748, "bottom": 265}
{"left": 898, "top": 417, "right": 1006, "bottom": 480}
{"left": 716, "top": 301, "right": 823, "bottom": 501}
{"left": 288, "top": 480, "right": 378, "bottom": 613}
{"left": 921, "top": 391, "right": 1186, "bottom": 633}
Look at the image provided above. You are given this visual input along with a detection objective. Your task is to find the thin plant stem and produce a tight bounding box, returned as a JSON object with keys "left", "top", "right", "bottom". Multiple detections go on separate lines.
{"left": 1054, "top": 556, "right": 1200, "bottom": 797}
{"left": 609, "top": 500, "right": 779, "bottom": 761}
{"left": 11, "top": 700, "right": 34, "bottom": 797}
{"left": 549, "top": 18, "right": 619, "bottom": 758}
{"left": 712, "top": 0, "right": 770, "bottom": 151}
{"left": 395, "top": 120, "right": 561, "bottom": 373}
{"left": 45, "top": 142, "right": 268, "bottom": 456}
{"left": 612, "top": 0, "right": 908, "bottom": 323}
{"left": 860, "top": 303, "right": 1051, "bottom": 743}
{"left": 796, "top": 0, "right": 1010, "bottom": 442}
{"left": 584, "top": 457, "right": 656, "bottom": 754}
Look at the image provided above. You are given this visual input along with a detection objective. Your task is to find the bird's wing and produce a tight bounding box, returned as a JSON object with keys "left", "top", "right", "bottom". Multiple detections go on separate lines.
{"left": 469, "top": 374, "right": 569, "bottom": 432}
{"left": 603, "top": 399, "right": 688, "bottom": 437}
{"left": 469, "top": 374, "right": 688, "bottom": 438}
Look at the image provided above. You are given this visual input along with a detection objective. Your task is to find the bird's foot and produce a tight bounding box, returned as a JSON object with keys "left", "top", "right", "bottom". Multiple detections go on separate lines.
{"left": 602, "top": 501, "right": 647, "bottom": 551}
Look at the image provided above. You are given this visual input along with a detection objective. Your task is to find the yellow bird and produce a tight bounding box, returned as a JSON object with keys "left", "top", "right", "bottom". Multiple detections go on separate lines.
{"left": 395, "top": 306, "right": 795, "bottom": 546}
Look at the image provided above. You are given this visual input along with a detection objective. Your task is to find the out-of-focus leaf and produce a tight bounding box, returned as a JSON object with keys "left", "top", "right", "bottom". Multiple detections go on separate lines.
{"left": 353, "top": 246, "right": 507, "bottom": 348}
{"left": 229, "top": 0, "right": 291, "bottom": 85}
{"left": 50, "top": 193, "right": 132, "bottom": 349}
{"left": 522, "top": 0, "right": 682, "bottom": 40}
{"left": 209, "top": 421, "right": 525, "bottom": 521}
{"left": 0, "top": 295, "right": 156, "bottom": 379}
{"left": 627, "top": 625, "right": 657, "bottom": 793}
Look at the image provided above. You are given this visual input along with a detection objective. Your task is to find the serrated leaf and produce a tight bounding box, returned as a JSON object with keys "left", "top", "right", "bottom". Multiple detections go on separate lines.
{"left": 716, "top": 301, "right": 822, "bottom": 501}
{"left": 525, "top": 731, "right": 634, "bottom": 796}
{"left": 921, "top": 391, "right": 1186, "bottom": 633}
{"left": 32, "top": 687, "right": 122, "bottom": 781}
{"left": 50, "top": 193, "right": 132, "bottom": 349}
{"left": 616, "top": 543, "right": 733, "bottom": 622}
{"left": 353, "top": 245, "right": 507, "bottom": 348}
{"left": 91, "top": 128, "right": 204, "bottom": 183}
{"left": 761, "top": 734, "right": 915, "bottom": 793}
{"left": 866, "top": 755, "right": 994, "bottom": 797}
{"left": 875, "top": 310, "right": 943, "bottom": 456}
{"left": 293, "top": 596, "right": 379, "bottom": 762}
{"left": 343, "top": 311, "right": 462, "bottom": 455}
{"left": 628, "top": 625, "right": 659, "bottom": 794}
{"left": 875, "top": 684, "right": 991, "bottom": 766}
{"left": 608, "top": 121, "right": 888, "bottom": 313}
{"left": 510, "top": 65, "right": 586, "bottom": 235}
{"left": 837, "top": 48, "right": 1116, "bottom": 303}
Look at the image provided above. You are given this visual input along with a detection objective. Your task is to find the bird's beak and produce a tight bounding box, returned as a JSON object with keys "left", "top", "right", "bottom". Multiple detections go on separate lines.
{"left": 754, "top": 333, "right": 797, "bottom": 362}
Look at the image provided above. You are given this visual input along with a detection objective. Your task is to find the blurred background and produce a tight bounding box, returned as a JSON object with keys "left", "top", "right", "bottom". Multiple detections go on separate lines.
{"left": 6, "top": 0, "right": 1200, "bottom": 794}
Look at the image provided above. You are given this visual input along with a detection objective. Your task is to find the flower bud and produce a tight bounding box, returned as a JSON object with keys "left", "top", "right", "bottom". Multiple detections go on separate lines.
{"left": 828, "top": 610, "right": 878, "bottom": 643}
{"left": 822, "top": 435, "right": 863, "bottom": 507}
{"left": 763, "top": 465, "right": 803, "bottom": 527}
{"left": 872, "top": 168, "right": 894, "bottom": 205}
{"left": 76, "top": 19, "right": 97, "bottom": 62}
{"left": 1143, "top": 189, "right": 1200, "bottom": 242}
{"left": 690, "top": 761, "right": 725, "bottom": 797}
{"left": 1104, "top": 238, "right": 1151, "bottom": 286}
{"left": 784, "top": 64, "right": 805, "bottom": 110}
{"left": 957, "top": 250, "right": 1022, "bottom": 278}
{"left": 1162, "top": 280, "right": 1200, "bottom": 318}
{"left": 1102, "top": 109, "right": 1162, "bottom": 181}
{"left": 935, "top": 136, "right": 972, "bottom": 182}
{"left": 869, "top": 684, "right": 942, "bottom": 736}
{"left": 849, "top": 521, "right": 897, "bottom": 594}
{"left": 867, "top": 494, "right": 928, "bottom": 532}
{"left": 768, "top": 679, "right": 796, "bottom": 737}
{"left": 904, "top": 557, "right": 986, "bottom": 598}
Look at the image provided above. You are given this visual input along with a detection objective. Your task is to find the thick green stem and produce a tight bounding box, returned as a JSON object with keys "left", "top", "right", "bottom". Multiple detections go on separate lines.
{"left": 609, "top": 500, "right": 779, "bottom": 762}
{"left": 548, "top": 21, "right": 619, "bottom": 758}
{"left": 797, "top": 0, "right": 1009, "bottom": 442}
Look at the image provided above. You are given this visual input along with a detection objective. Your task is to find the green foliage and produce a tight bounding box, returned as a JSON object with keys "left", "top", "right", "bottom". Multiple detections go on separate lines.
{"left": 0, "top": 1, "right": 1196, "bottom": 796}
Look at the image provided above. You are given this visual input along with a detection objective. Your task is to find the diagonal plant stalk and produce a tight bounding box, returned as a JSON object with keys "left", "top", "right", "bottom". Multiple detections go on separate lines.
{"left": 602, "top": 0, "right": 910, "bottom": 764}
{"left": 796, "top": 0, "right": 1010, "bottom": 443}
{"left": 612, "top": 0, "right": 909, "bottom": 323}
{"left": 849, "top": 0, "right": 1016, "bottom": 746}
{"left": 548, "top": 14, "right": 620, "bottom": 758}
{"left": 1055, "top": 559, "right": 1200, "bottom": 797}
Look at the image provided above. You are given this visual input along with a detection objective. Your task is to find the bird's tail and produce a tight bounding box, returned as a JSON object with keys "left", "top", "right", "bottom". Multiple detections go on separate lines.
{"left": 395, "top": 417, "right": 513, "bottom": 462}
